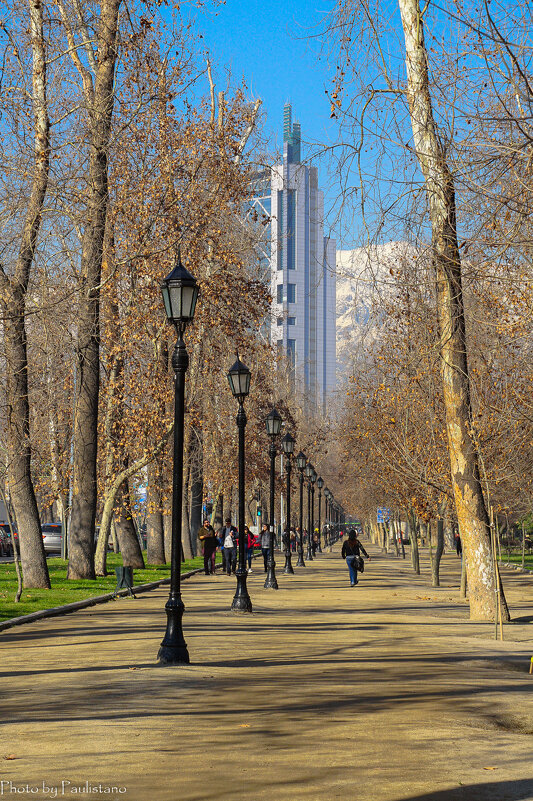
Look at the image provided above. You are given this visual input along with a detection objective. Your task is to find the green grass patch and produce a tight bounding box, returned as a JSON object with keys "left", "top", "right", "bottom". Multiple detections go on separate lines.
{"left": 500, "top": 553, "right": 533, "bottom": 571}
{"left": 0, "top": 552, "right": 220, "bottom": 622}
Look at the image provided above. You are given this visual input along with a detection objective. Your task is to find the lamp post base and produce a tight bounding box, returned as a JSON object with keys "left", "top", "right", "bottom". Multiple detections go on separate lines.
{"left": 283, "top": 552, "right": 295, "bottom": 574}
{"left": 158, "top": 599, "right": 190, "bottom": 665}
{"left": 296, "top": 548, "right": 305, "bottom": 567}
{"left": 231, "top": 570, "right": 253, "bottom": 612}
{"left": 264, "top": 562, "right": 279, "bottom": 589}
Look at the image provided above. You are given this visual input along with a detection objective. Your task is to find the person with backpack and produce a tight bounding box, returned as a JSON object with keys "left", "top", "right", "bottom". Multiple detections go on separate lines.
{"left": 341, "top": 529, "right": 371, "bottom": 586}
{"left": 221, "top": 518, "right": 238, "bottom": 575}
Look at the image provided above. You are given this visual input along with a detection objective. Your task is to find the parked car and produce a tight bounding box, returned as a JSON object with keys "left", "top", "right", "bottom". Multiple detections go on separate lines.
{"left": 42, "top": 523, "right": 62, "bottom": 554}
{"left": 0, "top": 523, "right": 17, "bottom": 556}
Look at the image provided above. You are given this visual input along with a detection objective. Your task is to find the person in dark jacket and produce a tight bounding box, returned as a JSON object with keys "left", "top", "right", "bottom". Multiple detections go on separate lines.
{"left": 341, "top": 529, "right": 370, "bottom": 586}
{"left": 198, "top": 520, "right": 218, "bottom": 575}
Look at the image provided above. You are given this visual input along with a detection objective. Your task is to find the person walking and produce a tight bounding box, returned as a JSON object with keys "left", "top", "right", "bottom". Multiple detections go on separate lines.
{"left": 259, "top": 523, "right": 270, "bottom": 572}
{"left": 244, "top": 525, "right": 254, "bottom": 572}
{"left": 221, "top": 517, "right": 237, "bottom": 575}
{"left": 198, "top": 519, "right": 218, "bottom": 575}
{"left": 341, "top": 529, "right": 371, "bottom": 586}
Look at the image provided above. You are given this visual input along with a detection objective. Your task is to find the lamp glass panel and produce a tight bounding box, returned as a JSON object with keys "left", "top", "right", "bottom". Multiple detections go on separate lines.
{"left": 282, "top": 433, "right": 295, "bottom": 454}
{"left": 161, "top": 284, "right": 172, "bottom": 320}
{"left": 296, "top": 452, "right": 306, "bottom": 470}
{"left": 266, "top": 409, "right": 282, "bottom": 437}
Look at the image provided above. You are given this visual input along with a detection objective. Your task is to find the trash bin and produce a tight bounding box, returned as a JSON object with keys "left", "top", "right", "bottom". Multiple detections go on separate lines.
{"left": 114, "top": 566, "right": 135, "bottom": 597}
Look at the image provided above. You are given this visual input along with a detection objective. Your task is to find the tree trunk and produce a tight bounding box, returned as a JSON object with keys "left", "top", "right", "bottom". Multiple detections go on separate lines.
{"left": 460, "top": 550, "right": 468, "bottom": 599}
{"left": 0, "top": 0, "right": 51, "bottom": 589}
{"left": 444, "top": 515, "right": 455, "bottom": 551}
{"left": 398, "top": 516, "right": 406, "bottom": 559}
{"left": 146, "top": 459, "right": 165, "bottom": 564}
{"left": 188, "top": 424, "right": 203, "bottom": 559}
{"left": 68, "top": 0, "right": 121, "bottom": 580}
{"left": 409, "top": 509, "right": 420, "bottom": 574}
{"left": 432, "top": 518, "right": 445, "bottom": 587}
{"left": 94, "top": 427, "right": 171, "bottom": 575}
{"left": 398, "top": 0, "right": 508, "bottom": 620}
{"left": 114, "top": 479, "right": 144, "bottom": 568}
{"left": 163, "top": 513, "right": 172, "bottom": 564}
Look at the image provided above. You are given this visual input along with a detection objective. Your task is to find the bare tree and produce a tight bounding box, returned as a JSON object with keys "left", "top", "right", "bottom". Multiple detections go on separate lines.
{"left": 0, "top": 0, "right": 51, "bottom": 588}
{"left": 54, "top": 0, "right": 122, "bottom": 579}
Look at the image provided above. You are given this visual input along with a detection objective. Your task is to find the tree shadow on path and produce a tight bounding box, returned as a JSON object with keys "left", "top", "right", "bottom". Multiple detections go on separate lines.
{"left": 392, "top": 779, "right": 533, "bottom": 801}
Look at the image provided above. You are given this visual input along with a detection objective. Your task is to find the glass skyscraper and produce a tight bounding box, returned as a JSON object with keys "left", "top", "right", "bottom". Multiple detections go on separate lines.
{"left": 251, "top": 104, "right": 336, "bottom": 414}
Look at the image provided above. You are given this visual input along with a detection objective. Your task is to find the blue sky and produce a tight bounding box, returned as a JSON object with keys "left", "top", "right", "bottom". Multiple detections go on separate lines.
{"left": 195, "top": 1, "right": 337, "bottom": 149}
{"left": 192, "top": 1, "right": 343, "bottom": 231}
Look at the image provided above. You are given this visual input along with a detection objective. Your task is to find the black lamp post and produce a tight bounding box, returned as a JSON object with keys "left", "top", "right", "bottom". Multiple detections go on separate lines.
{"left": 265, "top": 408, "right": 282, "bottom": 589}
{"left": 310, "top": 468, "right": 317, "bottom": 555}
{"left": 324, "top": 488, "right": 330, "bottom": 546}
{"left": 304, "top": 462, "right": 314, "bottom": 561}
{"left": 281, "top": 432, "right": 295, "bottom": 574}
{"left": 158, "top": 253, "right": 198, "bottom": 665}
{"left": 228, "top": 356, "right": 252, "bottom": 612}
{"left": 295, "top": 451, "right": 306, "bottom": 567}
{"left": 317, "top": 476, "right": 324, "bottom": 552}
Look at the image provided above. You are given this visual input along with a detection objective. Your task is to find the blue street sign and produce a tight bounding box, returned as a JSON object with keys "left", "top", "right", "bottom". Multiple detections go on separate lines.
{"left": 377, "top": 507, "right": 391, "bottom": 523}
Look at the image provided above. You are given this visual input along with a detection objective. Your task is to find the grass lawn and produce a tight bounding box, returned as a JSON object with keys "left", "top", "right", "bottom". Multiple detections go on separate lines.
{"left": 0, "top": 552, "right": 220, "bottom": 622}
{"left": 500, "top": 553, "right": 533, "bottom": 571}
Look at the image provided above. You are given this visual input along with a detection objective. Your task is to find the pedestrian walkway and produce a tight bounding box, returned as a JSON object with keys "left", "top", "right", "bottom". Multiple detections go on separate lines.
{"left": 1, "top": 544, "right": 533, "bottom": 801}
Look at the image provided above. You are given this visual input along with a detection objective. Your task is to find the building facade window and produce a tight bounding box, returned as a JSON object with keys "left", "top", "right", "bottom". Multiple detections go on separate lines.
{"left": 287, "top": 339, "right": 296, "bottom": 367}
{"left": 277, "top": 284, "right": 283, "bottom": 304}
{"left": 287, "top": 283, "right": 296, "bottom": 303}
{"left": 287, "top": 316, "right": 296, "bottom": 325}
{"left": 286, "top": 189, "right": 296, "bottom": 270}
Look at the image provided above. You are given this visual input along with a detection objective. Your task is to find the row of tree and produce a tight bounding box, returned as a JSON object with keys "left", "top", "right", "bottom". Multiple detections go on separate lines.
{"left": 0, "top": 0, "right": 315, "bottom": 590}
{"left": 323, "top": 0, "right": 533, "bottom": 621}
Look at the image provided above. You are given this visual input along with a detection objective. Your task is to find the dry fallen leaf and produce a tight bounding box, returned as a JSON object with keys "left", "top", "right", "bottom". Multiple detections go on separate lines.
{"left": 483, "top": 767, "right": 498, "bottom": 771}
{"left": 4, "top": 755, "right": 19, "bottom": 760}
{"left": 238, "top": 724, "right": 250, "bottom": 728}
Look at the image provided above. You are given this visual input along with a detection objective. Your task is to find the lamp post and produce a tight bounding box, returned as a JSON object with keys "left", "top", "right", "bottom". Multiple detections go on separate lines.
{"left": 295, "top": 451, "right": 306, "bottom": 567}
{"left": 281, "top": 432, "right": 295, "bottom": 574}
{"left": 317, "top": 476, "right": 324, "bottom": 552}
{"left": 227, "top": 356, "right": 252, "bottom": 612}
{"left": 265, "top": 408, "right": 282, "bottom": 589}
{"left": 310, "top": 468, "right": 317, "bottom": 555}
{"left": 304, "top": 462, "right": 314, "bottom": 561}
{"left": 158, "top": 253, "right": 198, "bottom": 665}
{"left": 325, "top": 488, "right": 331, "bottom": 546}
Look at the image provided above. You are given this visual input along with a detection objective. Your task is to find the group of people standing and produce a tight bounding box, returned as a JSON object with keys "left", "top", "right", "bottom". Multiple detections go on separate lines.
{"left": 198, "top": 519, "right": 371, "bottom": 587}
{"left": 197, "top": 519, "right": 256, "bottom": 576}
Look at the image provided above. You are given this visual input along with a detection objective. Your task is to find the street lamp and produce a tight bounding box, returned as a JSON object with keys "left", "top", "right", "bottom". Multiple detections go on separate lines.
{"left": 295, "top": 451, "right": 306, "bottom": 567}
{"left": 304, "top": 462, "right": 314, "bottom": 561}
{"left": 310, "top": 468, "right": 317, "bottom": 557}
{"left": 265, "top": 408, "right": 282, "bottom": 589}
{"left": 158, "top": 253, "right": 198, "bottom": 665}
{"left": 227, "top": 356, "right": 252, "bottom": 612}
{"left": 281, "top": 432, "right": 295, "bottom": 574}
{"left": 317, "top": 476, "right": 324, "bottom": 552}
{"left": 324, "top": 488, "right": 331, "bottom": 546}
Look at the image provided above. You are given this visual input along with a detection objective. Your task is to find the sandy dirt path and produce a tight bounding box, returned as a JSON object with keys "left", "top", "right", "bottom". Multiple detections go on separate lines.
{"left": 1, "top": 543, "right": 532, "bottom": 801}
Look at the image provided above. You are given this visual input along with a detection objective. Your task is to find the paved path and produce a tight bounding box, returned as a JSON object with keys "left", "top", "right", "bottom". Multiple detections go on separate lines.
{"left": 1, "top": 543, "right": 533, "bottom": 801}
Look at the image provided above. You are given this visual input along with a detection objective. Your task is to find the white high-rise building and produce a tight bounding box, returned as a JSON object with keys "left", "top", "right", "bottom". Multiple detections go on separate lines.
{"left": 250, "top": 104, "right": 336, "bottom": 414}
